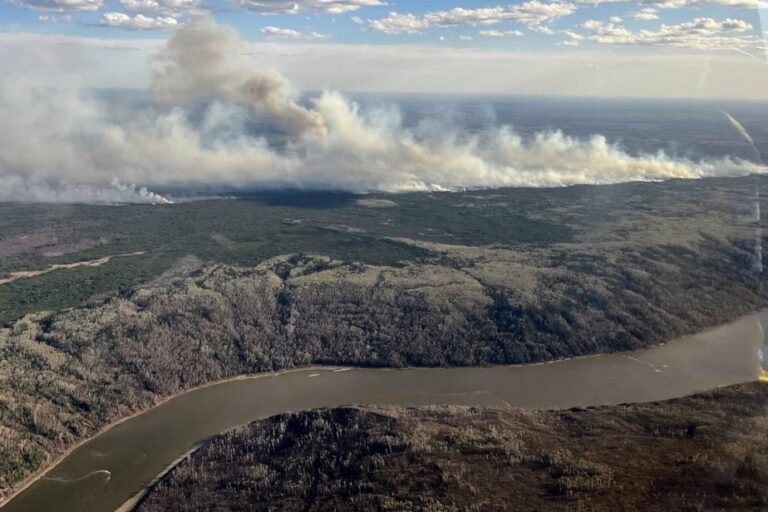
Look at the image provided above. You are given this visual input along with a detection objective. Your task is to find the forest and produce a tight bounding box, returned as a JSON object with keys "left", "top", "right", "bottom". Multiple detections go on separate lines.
{"left": 0, "top": 175, "right": 767, "bottom": 500}
{"left": 137, "top": 382, "right": 768, "bottom": 511}
{"left": 2, "top": 175, "right": 758, "bottom": 324}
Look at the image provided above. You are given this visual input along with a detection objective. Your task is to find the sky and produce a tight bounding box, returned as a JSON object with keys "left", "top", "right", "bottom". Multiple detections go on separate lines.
{"left": 0, "top": 8, "right": 767, "bottom": 203}
{"left": 0, "top": 0, "right": 767, "bottom": 97}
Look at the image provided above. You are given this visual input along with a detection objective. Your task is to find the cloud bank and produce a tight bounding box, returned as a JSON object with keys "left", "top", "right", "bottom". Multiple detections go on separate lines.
{"left": 576, "top": 0, "right": 767, "bottom": 8}
{"left": 260, "top": 26, "right": 330, "bottom": 39}
{"left": 9, "top": 0, "right": 102, "bottom": 12}
{"left": 234, "top": 0, "right": 384, "bottom": 14}
{"left": 369, "top": 1, "right": 577, "bottom": 34}
{"left": 583, "top": 17, "right": 760, "bottom": 49}
{"left": 100, "top": 12, "right": 179, "bottom": 30}
{"left": 0, "top": 18, "right": 765, "bottom": 204}
{"left": 119, "top": 0, "right": 201, "bottom": 16}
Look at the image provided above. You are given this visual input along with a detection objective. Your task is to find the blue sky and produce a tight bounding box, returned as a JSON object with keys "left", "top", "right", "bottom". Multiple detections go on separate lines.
{"left": 0, "top": 0, "right": 765, "bottom": 54}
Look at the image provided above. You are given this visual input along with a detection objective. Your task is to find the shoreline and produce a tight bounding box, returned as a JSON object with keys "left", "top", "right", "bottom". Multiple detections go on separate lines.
{"left": 2, "top": 308, "right": 766, "bottom": 509}
{"left": 114, "top": 444, "right": 203, "bottom": 512}
{"left": 0, "top": 365, "right": 335, "bottom": 509}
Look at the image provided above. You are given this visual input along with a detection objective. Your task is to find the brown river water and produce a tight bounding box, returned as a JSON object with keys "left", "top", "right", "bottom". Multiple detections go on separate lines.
{"left": 3, "top": 311, "right": 768, "bottom": 512}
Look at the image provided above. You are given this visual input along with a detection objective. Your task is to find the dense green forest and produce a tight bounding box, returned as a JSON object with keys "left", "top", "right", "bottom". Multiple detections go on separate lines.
{"left": 137, "top": 382, "right": 768, "bottom": 511}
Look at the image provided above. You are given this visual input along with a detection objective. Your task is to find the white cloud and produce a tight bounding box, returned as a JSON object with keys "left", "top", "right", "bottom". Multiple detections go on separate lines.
{"left": 609, "top": 16, "right": 622, "bottom": 23}
{"left": 100, "top": 12, "right": 179, "bottom": 30}
{"left": 633, "top": 8, "right": 659, "bottom": 20}
{"left": 424, "top": 1, "right": 576, "bottom": 30}
{"left": 581, "top": 19, "right": 603, "bottom": 30}
{"left": 478, "top": 29, "right": 524, "bottom": 37}
{"left": 585, "top": 17, "right": 760, "bottom": 49}
{"left": 558, "top": 29, "right": 584, "bottom": 45}
{"left": 368, "top": 12, "right": 425, "bottom": 34}
{"left": 369, "top": 1, "right": 575, "bottom": 34}
{"left": 530, "top": 24, "right": 556, "bottom": 34}
{"left": 119, "top": 0, "right": 200, "bottom": 16}
{"left": 667, "top": 0, "right": 768, "bottom": 6}
{"left": 234, "top": 0, "right": 385, "bottom": 14}
{"left": 557, "top": 30, "right": 584, "bottom": 47}
{"left": 721, "top": 18, "right": 753, "bottom": 30}
{"left": 458, "top": 35, "right": 473, "bottom": 40}
{"left": 37, "top": 13, "right": 72, "bottom": 21}
{"left": 575, "top": 0, "right": 767, "bottom": 8}
{"left": 563, "top": 29, "right": 584, "bottom": 39}
{"left": 8, "top": 0, "right": 101, "bottom": 12}
{"left": 260, "top": 26, "right": 303, "bottom": 38}
{"left": 260, "top": 26, "right": 330, "bottom": 39}
{"left": 350, "top": 15, "right": 363, "bottom": 23}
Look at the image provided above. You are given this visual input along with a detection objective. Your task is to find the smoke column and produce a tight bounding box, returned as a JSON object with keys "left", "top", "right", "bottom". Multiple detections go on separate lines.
{"left": 152, "top": 17, "right": 327, "bottom": 138}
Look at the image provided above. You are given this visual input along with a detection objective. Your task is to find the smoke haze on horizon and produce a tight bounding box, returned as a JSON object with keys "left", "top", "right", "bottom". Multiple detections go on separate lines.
{"left": 0, "top": 18, "right": 766, "bottom": 204}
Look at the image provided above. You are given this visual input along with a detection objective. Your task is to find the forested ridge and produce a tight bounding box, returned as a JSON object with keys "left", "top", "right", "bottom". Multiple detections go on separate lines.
{"left": 1, "top": 237, "right": 766, "bottom": 500}
{"left": 1, "top": 176, "right": 767, "bottom": 501}
{"left": 137, "top": 382, "right": 768, "bottom": 511}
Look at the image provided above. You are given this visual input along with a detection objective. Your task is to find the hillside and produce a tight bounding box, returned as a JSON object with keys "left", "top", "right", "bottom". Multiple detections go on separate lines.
{"left": 137, "top": 382, "right": 768, "bottom": 511}
{"left": 1, "top": 176, "right": 767, "bottom": 500}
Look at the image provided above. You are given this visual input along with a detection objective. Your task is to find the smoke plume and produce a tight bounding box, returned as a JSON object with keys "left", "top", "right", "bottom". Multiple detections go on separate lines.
{"left": 152, "top": 17, "right": 326, "bottom": 139}
{"left": 0, "top": 18, "right": 765, "bottom": 204}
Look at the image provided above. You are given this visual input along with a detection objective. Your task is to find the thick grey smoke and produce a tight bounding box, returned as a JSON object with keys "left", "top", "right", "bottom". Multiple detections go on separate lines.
{"left": 0, "top": 18, "right": 765, "bottom": 204}
{"left": 153, "top": 18, "right": 326, "bottom": 138}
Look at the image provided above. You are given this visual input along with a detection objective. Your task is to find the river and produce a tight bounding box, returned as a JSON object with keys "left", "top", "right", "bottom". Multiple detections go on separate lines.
{"left": 3, "top": 311, "right": 768, "bottom": 512}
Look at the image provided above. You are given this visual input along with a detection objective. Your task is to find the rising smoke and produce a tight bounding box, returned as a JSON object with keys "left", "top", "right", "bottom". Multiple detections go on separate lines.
{"left": 0, "top": 17, "right": 765, "bottom": 204}
{"left": 153, "top": 18, "right": 326, "bottom": 139}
